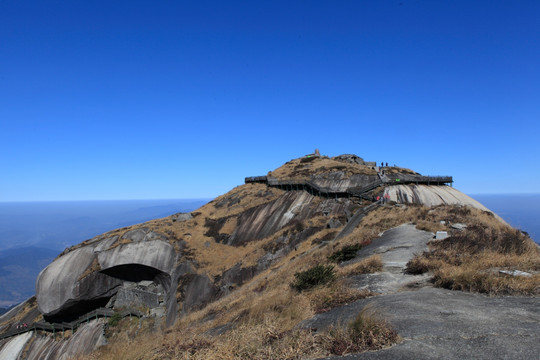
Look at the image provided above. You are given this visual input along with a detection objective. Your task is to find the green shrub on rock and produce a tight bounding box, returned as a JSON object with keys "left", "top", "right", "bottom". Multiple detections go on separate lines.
{"left": 328, "top": 244, "right": 363, "bottom": 263}
{"left": 291, "top": 264, "right": 336, "bottom": 291}
{"left": 108, "top": 311, "right": 122, "bottom": 327}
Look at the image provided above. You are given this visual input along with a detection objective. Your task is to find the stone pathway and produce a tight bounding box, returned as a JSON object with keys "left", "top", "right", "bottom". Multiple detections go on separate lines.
{"left": 345, "top": 224, "right": 433, "bottom": 295}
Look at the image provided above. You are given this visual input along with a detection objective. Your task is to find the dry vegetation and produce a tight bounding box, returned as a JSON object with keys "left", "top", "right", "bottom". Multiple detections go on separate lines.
{"left": 0, "top": 297, "right": 42, "bottom": 331}
{"left": 268, "top": 157, "right": 377, "bottom": 181}
{"left": 78, "top": 200, "right": 537, "bottom": 359}
{"left": 77, "top": 303, "right": 396, "bottom": 360}
{"left": 406, "top": 223, "right": 540, "bottom": 295}
{"left": 339, "top": 255, "right": 383, "bottom": 277}
{"left": 74, "top": 195, "right": 406, "bottom": 359}
{"left": 29, "top": 157, "right": 540, "bottom": 359}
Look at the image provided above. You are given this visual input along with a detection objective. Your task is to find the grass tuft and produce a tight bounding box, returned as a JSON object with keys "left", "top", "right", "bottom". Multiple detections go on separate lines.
{"left": 320, "top": 305, "right": 399, "bottom": 356}
{"left": 340, "top": 255, "right": 383, "bottom": 276}
{"left": 308, "top": 280, "right": 375, "bottom": 313}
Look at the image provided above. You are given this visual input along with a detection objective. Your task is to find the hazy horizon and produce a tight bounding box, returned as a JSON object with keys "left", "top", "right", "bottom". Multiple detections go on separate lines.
{"left": 1, "top": 192, "right": 540, "bottom": 204}
{"left": 0, "top": 194, "right": 537, "bottom": 250}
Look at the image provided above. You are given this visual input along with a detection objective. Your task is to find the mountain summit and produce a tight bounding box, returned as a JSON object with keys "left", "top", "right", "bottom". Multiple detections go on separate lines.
{"left": 1, "top": 154, "right": 538, "bottom": 359}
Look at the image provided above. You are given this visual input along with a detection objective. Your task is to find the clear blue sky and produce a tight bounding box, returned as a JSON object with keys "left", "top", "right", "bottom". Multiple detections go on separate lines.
{"left": 1, "top": 0, "right": 539, "bottom": 201}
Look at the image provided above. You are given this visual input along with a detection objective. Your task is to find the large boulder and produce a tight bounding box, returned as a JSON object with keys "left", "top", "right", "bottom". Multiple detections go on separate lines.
{"left": 36, "top": 232, "right": 176, "bottom": 321}
{"left": 384, "top": 185, "right": 490, "bottom": 210}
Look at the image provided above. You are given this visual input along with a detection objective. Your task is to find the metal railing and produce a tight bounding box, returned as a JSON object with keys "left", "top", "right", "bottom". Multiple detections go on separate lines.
{"left": 0, "top": 308, "right": 143, "bottom": 341}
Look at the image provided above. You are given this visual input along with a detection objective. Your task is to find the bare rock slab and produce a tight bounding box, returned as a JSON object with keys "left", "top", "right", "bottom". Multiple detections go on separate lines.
{"left": 303, "top": 287, "right": 540, "bottom": 360}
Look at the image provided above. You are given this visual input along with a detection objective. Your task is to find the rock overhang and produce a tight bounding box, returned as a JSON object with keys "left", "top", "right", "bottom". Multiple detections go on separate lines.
{"left": 96, "top": 240, "right": 175, "bottom": 274}
{"left": 36, "top": 234, "right": 176, "bottom": 320}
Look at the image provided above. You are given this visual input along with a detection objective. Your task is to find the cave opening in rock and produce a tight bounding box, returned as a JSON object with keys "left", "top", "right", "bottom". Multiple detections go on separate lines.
{"left": 100, "top": 263, "right": 171, "bottom": 293}
{"left": 101, "top": 263, "right": 162, "bottom": 282}
{"left": 44, "top": 297, "right": 112, "bottom": 323}
{"left": 45, "top": 264, "right": 171, "bottom": 323}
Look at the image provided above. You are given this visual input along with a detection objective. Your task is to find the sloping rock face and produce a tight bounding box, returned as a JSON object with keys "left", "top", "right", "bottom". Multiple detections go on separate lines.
{"left": 0, "top": 331, "right": 32, "bottom": 359}
{"left": 0, "top": 320, "right": 106, "bottom": 360}
{"left": 305, "top": 288, "right": 540, "bottom": 360}
{"left": 310, "top": 172, "right": 379, "bottom": 193}
{"left": 218, "top": 191, "right": 353, "bottom": 246}
{"left": 384, "top": 184, "right": 490, "bottom": 210}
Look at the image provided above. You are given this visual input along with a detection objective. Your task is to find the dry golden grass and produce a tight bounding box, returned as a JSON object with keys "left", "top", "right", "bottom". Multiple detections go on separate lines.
{"left": 77, "top": 258, "right": 102, "bottom": 281}
{"left": 308, "top": 280, "right": 375, "bottom": 313}
{"left": 319, "top": 304, "right": 400, "bottom": 356}
{"left": 44, "top": 179, "right": 538, "bottom": 360}
{"left": 415, "top": 219, "right": 447, "bottom": 233}
{"left": 339, "top": 255, "right": 383, "bottom": 277}
{"left": 79, "top": 305, "right": 398, "bottom": 360}
{"left": 406, "top": 212, "right": 540, "bottom": 295}
{"left": 268, "top": 157, "right": 377, "bottom": 181}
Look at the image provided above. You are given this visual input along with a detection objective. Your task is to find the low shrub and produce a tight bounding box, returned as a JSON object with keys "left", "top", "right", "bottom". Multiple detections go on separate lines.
{"left": 108, "top": 312, "right": 122, "bottom": 327}
{"left": 291, "top": 265, "right": 336, "bottom": 291}
{"left": 329, "top": 244, "right": 363, "bottom": 263}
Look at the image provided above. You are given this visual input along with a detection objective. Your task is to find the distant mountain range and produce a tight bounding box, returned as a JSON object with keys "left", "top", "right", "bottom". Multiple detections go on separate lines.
{"left": 0, "top": 199, "right": 209, "bottom": 251}
{"left": 0, "top": 247, "right": 59, "bottom": 307}
{"left": 0, "top": 199, "right": 208, "bottom": 306}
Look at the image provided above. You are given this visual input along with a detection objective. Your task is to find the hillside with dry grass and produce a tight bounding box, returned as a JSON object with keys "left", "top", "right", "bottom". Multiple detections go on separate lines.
{"left": 1, "top": 154, "right": 539, "bottom": 360}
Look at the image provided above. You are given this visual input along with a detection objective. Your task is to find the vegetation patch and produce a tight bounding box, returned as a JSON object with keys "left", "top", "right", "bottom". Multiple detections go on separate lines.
{"left": 340, "top": 255, "right": 383, "bottom": 276}
{"left": 291, "top": 265, "right": 336, "bottom": 291}
{"left": 406, "top": 223, "right": 540, "bottom": 295}
{"left": 108, "top": 311, "right": 122, "bottom": 327}
{"left": 309, "top": 281, "right": 375, "bottom": 313}
{"left": 320, "top": 305, "right": 399, "bottom": 356}
{"left": 329, "top": 244, "right": 363, "bottom": 263}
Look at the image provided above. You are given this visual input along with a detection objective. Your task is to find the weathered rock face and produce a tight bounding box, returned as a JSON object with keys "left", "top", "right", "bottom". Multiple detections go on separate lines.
{"left": 332, "top": 154, "right": 365, "bottom": 165}
{"left": 0, "top": 332, "right": 32, "bottom": 359}
{"left": 310, "top": 172, "right": 379, "bottom": 192}
{"left": 384, "top": 185, "right": 490, "bottom": 210}
{"left": 206, "top": 190, "right": 357, "bottom": 247}
{"left": 0, "top": 320, "right": 107, "bottom": 360}
{"left": 36, "top": 231, "right": 176, "bottom": 321}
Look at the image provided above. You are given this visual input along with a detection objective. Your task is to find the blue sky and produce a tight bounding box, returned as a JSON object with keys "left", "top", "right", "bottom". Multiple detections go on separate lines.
{"left": 1, "top": 0, "right": 539, "bottom": 201}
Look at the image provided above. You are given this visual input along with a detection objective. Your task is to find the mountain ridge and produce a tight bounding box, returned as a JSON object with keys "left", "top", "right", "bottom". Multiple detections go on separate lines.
{"left": 0, "top": 153, "right": 538, "bottom": 359}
